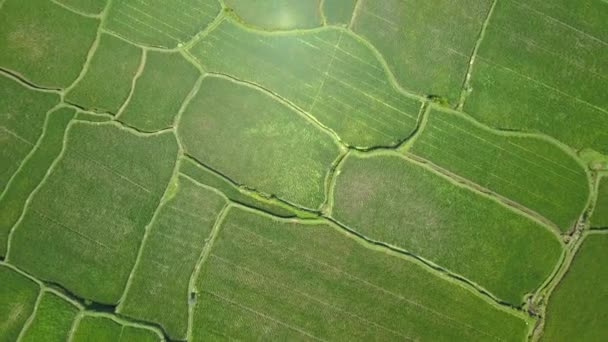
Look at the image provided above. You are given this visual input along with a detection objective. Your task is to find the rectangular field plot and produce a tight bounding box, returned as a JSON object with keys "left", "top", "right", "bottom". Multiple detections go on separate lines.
{"left": 189, "top": 20, "right": 423, "bottom": 148}
{"left": 8, "top": 122, "right": 178, "bottom": 304}
{"left": 180, "top": 157, "right": 306, "bottom": 218}
{"left": 178, "top": 75, "right": 342, "bottom": 210}
{"left": 465, "top": 0, "right": 608, "bottom": 154}
{"left": 410, "top": 106, "right": 590, "bottom": 231}
{"left": 351, "top": 0, "right": 493, "bottom": 102}
{"left": 331, "top": 152, "right": 563, "bottom": 304}
{"left": 20, "top": 290, "right": 79, "bottom": 342}
{"left": 72, "top": 314, "right": 161, "bottom": 342}
{"left": 0, "top": 107, "right": 75, "bottom": 257}
{"left": 542, "top": 232, "right": 608, "bottom": 341}
{"left": 191, "top": 206, "right": 530, "bottom": 341}
{"left": 0, "top": 265, "right": 39, "bottom": 342}
{"left": 104, "top": 0, "right": 221, "bottom": 48}
{"left": 65, "top": 34, "right": 142, "bottom": 114}
{"left": 225, "top": 0, "right": 322, "bottom": 30}
{"left": 118, "top": 175, "right": 226, "bottom": 340}
{"left": 118, "top": 51, "right": 200, "bottom": 132}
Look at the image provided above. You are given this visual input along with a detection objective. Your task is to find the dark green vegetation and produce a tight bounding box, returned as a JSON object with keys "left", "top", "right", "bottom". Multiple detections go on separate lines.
{"left": 8, "top": 122, "right": 179, "bottom": 304}
{"left": 20, "top": 291, "right": 79, "bottom": 342}
{"left": 192, "top": 206, "right": 530, "bottom": 341}
{"left": 1, "top": 0, "right": 605, "bottom": 340}
{"left": 178, "top": 75, "right": 342, "bottom": 210}
{"left": 591, "top": 176, "right": 608, "bottom": 228}
{"left": 465, "top": 0, "right": 608, "bottom": 154}
{"left": 0, "top": 0, "right": 98, "bottom": 88}
{"left": 332, "top": 152, "right": 562, "bottom": 304}
{"left": 409, "top": 107, "right": 590, "bottom": 231}
{"left": 0, "top": 265, "right": 39, "bottom": 341}
{"left": 118, "top": 175, "right": 226, "bottom": 340}
{"left": 189, "top": 20, "right": 423, "bottom": 148}
{"left": 542, "top": 232, "right": 608, "bottom": 341}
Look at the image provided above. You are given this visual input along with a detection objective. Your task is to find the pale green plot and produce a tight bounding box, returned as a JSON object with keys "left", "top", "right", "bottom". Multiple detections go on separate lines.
{"left": 332, "top": 152, "right": 562, "bottom": 304}
{"left": 119, "top": 175, "right": 226, "bottom": 340}
{"left": 0, "top": 0, "right": 99, "bottom": 88}
{"left": 20, "top": 291, "right": 79, "bottom": 342}
{"left": 542, "top": 232, "right": 608, "bottom": 341}
{"left": 104, "top": 0, "right": 221, "bottom": 48}
{"left": 0, "top": 106, "right": 75, "bottom": 257}
{"left": 55, "top": 0, "right": 107, "bottom": 15}
{"left": 191, "top": 206, "right": 530, "bottom": 341}
{"left": 466, "top": 0, "right": 608, "bottom": 154}
{"left": 410, "top": 106, "right": 590, "bottom": 231}
{"left": 351, "top": 0, "right": 492, "bottom": 103}
{"left": 9, "top": 122, "right": 179, "bottom": 304}
{"left": 178, "top": 75, "right": 341, "bottom": 210}
{"left": 65, "top": 34, "right": 142, "bottom": 114}
{"left": 0, "top": 265, "right": 39, "bottom": 342}
{"left": 118, "top": 51, "right": 200, "bottom": 132}
{"left": 225, "top": 0, "right": 322, "bottom": 30}
{"left": 189, "top": 20, "right": 422, "bottom": 148}
{"left": 0, "top": 75, "right": 59, "bottom": 195}
{"left": 72, "top": 315, "right": 161, "bottom": 342}
{"left": 180, "top": 157, "right": 307, "bottom": 218}
{"left": 591, "top": 176, "right": 608, "bottom": 228}
{"left": 322, "top": 0, "right": 357, "bottom": 26}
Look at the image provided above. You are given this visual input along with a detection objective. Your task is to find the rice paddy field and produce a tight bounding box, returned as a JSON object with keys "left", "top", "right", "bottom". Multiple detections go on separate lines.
{"left": 0, "top": 0, "right": 606, "bottom": 341}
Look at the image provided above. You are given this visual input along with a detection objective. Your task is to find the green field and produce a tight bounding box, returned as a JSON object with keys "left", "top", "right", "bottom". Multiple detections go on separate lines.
{"left": 65, "top": 34, "right": 142, "bottom": 114}
{"left": 188, "top": 19, "right": 423, "bottom": 148}
{"left": 8, "top": 122, "right": 179, "bottom": 304}
{"left": 72, "top": 314, "right": 161, "bottom": 342}
{"left": 0, "top": 0, "right": 605, "bottom": 340}
{"left": 0, "top": 0, "right": 98, "bottom": 88}
{"left": 20, "top": 290, "right": 79, "bottom": 342}
{"left": 0, "top": 74, "right": 59, "bottom": 194}
{"left": 0, "top": 106, "right": 74, "bottom": 256}
{"left": 331, "top": 152, "right": 562, "bottom": 304}
{"left": 409, "top": 106, "right": 590, "bottom": 231}
{"left": 192, "top": 206, "right": 531, "bottom": 341}
{"left": 542, "top": 232, "right": 608, "bottom": 341}
{"left": 0, "top": 265, "right": 39, "bottom": 341}
{"left": 118, "top": 51, "right": 200, "bottom": 132}
{"left": 178, "top": 75, "right": 342, "bottom": 210}
{"left": 352, "top": 0, "right": 492, "bottom": 103}
{"left": 226, "top": 0, "right": 322, "bottom": 30}
{"left": 118, "top": 175, "right": 227, "bottom": 340}
{"left": 464, "top": 0, "right": 608, "bottom": 154}
{"left": 104, "top": 0, "right": 221, "bottom": 49}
